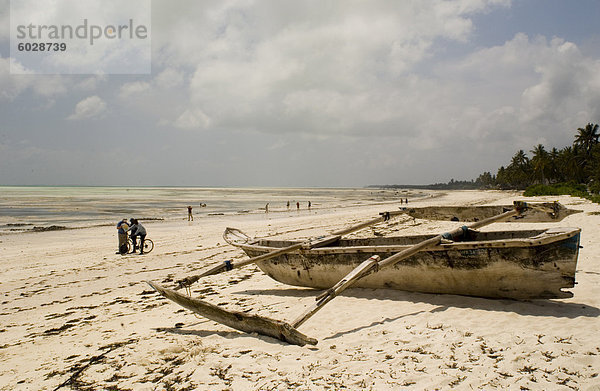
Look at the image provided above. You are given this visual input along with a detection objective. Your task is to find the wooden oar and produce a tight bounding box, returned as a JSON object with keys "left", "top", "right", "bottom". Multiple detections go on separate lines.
{"left": 148, "top": 202, "right": 530, "bottom": 346}
{"left": 175, "top": 210, "right": 407, "bottom": 289}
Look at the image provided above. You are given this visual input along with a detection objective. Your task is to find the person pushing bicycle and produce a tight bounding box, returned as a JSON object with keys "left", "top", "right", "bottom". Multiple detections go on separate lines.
{"left": 128, "top": 218, "right": 147, "bottom": 255}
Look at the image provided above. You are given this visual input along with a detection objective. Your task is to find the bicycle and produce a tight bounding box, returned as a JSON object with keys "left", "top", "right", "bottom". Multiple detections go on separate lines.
{"left": 127, "top": 237, "right": 154, "bottom": 254}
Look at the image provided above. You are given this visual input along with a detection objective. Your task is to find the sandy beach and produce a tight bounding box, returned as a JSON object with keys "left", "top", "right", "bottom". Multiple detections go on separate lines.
{"left": 1, "top": 190, "right": 599, "bottom": 390}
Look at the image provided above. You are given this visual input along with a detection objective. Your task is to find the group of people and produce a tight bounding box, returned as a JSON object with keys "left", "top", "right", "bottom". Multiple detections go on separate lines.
{"left": 266, "top": 201, "right": 312, "bottom": 213}
{"left": 116, "top": 218, "right": 147, "bottom": 255}
{"left": 285, "top": 201, "right": 311, "bottom": 210}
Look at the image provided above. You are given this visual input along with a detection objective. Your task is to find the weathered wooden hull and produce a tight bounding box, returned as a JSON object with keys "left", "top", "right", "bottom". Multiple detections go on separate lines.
{"left": 400, "top": 203, "right": 581, "bottom": 222}
{"left": 237, "top": 228, "right": 581, "bottom": 300}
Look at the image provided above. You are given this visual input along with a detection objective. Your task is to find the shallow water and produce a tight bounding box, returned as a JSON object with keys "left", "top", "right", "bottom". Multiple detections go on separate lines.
{"left": 0, "top": 186, "right": 424, "bottom": 233}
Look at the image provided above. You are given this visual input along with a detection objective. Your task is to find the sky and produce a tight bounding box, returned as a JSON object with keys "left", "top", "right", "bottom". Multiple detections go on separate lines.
{"left": 1, "top": 0, "right": 599, "bottom": 187}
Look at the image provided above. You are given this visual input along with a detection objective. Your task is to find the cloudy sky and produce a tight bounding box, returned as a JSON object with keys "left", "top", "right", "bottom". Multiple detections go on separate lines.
{"left": 1, "top": 0, "right": 599, "bottom": 187}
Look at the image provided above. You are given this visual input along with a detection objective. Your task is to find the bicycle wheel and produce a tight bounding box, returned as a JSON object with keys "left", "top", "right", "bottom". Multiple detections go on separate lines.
{"left": 142, "top": 238, "right": 154, "bottom": 253}
{"left": 126, "top": 238, "right": 134, "bottom": 253}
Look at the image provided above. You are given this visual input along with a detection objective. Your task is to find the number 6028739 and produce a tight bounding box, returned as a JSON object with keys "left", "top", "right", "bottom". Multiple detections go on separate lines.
{"left": 17, "top": 42, "right": 67, "bottom": 51}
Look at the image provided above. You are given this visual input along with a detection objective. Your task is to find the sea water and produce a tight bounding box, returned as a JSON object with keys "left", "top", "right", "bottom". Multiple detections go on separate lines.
{"left": 0, "top": 186, "right": 424, "bottom": 233}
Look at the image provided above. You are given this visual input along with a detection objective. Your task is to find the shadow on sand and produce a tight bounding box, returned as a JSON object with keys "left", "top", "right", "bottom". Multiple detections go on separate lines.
{"left": 236, "top": 287, "right": 600, "bottom": 319}
{"left": 154, "top": 287, "right": 599, "bottom": 345}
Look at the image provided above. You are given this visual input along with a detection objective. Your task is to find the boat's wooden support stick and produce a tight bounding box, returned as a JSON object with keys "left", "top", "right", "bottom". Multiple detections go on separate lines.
{"left": 292, "top": 256, "right": 381, "bottom": 328}
{"left": 330, "top": 210, "right": 406, "bottom": 236}
{"left": 290, "top": 207, "right": 521, "bottom": 329}
{"left": 175, "top": 210, "right": 407, "bottom": 289}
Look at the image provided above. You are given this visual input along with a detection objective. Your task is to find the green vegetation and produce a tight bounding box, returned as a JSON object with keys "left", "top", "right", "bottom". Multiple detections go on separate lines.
{"left": 523, "top": 182, "right": 587, "bottom": 196}
{"left": 474, "top": 123, "right": 600, "bottom": 202}
{"left": 523, "top": 182, "right": 600, "bottom": 203}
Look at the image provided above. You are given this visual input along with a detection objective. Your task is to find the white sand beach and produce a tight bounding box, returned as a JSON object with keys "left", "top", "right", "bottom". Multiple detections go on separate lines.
{"left": 1, "top": 190, "right": 599, "bottom": 390}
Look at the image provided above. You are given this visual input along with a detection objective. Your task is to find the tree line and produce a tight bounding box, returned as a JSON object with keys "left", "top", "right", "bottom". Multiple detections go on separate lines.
{"left": 475, "top": 123, "right": 600, "bottom": 193}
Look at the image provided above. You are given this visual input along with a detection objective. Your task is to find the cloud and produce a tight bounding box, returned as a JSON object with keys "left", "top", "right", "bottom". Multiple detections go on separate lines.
{"left": 75, "top": 76, "right": 108, "bottom": 91}
{"left": 114, "top": 1, "right": 598, "bottom": 157}
{"left": 67, "top": 95, "right": 107, "bottom": 120}
{"left": 174, "top": 108, "right": 210, "bottom": 129}
{"left": 2, "top": 0, "right": 600, "bottom": 186}
{"left": 148, "top": 0, "right": 512, "bottom": 132}
{"left": 0, "top": 57, "right": 32, "bottom": 100}
{"left": 154, "top": 68, "right": 185, "bottom": 89}
{"left": 119, "top": 81, "right": 151, "bottom": 98}
{"left": 8, "top": 0, "right": 151, "bottom": 74}
{"left": 435, "top": 33, "right": 600, "bottom": 147}
{"left": 0, "top": 56, "right": 79, "bottom": 101}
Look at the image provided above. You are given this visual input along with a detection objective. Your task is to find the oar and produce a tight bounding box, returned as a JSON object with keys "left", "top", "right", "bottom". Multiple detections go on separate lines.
{"left": 147, "top": 202, "right": 530, "bottom": 346}
{"left": 175, "top": 210, "right": 408, "bottom": 289}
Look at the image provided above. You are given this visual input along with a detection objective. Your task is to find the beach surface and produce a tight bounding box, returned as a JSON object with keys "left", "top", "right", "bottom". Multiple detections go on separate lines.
{"left": 1, "top": 190, "right": 599, "bottom": 390}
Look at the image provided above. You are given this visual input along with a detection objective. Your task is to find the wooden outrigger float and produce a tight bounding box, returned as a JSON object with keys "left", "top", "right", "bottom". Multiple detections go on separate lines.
{"left": 400, "top": 201, "right": 581, "bottom": 222}
{"left": 147, "top": 201, "right": 582, "bottom": 346}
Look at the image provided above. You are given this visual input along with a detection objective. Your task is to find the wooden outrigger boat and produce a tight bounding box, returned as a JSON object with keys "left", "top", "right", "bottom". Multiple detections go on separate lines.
{"left": 400, "top": 202, "right": 581, "bottom": 222}
{"left": 229, "top": 227, "right": 581, "bottom": 300}
{"left": 147, "top": 201, "right": 583, "bottom": 346}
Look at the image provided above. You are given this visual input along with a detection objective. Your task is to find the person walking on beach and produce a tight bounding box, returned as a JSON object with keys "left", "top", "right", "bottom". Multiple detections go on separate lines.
{"left": 128, "top": 218, "right": 147, "bottom": 255}
{"left": 296, "top": 201, "right": 300, "bottom": 210}
{"left": 265, "top": 203, "right": 269, "bottom": 213}
{"left": 116, "top": 219, "right": 129, "bottom": 255}
{"left": 187, "top": 206, "right": 193, "bottom": 221}
{"left": 286, "top": 201, "right": 290, "bottom": 210}
{"left": 308, "top": 201, "right": 311, "bottom": 210}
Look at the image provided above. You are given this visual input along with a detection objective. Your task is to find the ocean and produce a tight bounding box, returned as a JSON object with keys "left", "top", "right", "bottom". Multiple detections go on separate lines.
{"left": 0, "top": 186, "right": 424, "bottom": 234}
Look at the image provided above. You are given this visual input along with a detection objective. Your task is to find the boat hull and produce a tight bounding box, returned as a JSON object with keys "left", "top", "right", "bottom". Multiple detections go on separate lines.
{"left": 238, "top": 228, "right": 581, "bottom": 300}
{"left": 400, "top": 203, "right": 581, "bottom": 222}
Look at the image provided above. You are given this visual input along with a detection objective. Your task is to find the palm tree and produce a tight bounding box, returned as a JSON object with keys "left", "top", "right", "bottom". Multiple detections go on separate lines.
{"left": 506, "top": 150, "right": 531, "bottom": 188}
{"left": 530, "top": 144, "right": 550, "bottom": 184}
{"left": 511, "top": 150, "right": 529, "bottom": 168}
{"left": 548, "top": 147, "right": 559, "bottom": 183}
{"left": 574, "top": 123, "right": 599, "bottom": 156}
{"left": 557, "top": 146, "right": 583, "bottom": 183}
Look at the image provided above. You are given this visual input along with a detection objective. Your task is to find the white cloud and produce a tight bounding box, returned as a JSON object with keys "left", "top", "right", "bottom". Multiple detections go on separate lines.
{"left": 147, "top": 0, "right": 516, "bottom": 135}
{"left": 0, "top": 56, "right": 81, "bottom": 101}
{"left": 174, "top": 108, "right": 211, "bottom": 129}
{"left": 119, "top": 81, "right": 151, "bottom": 98}
{"left": 155, "top": 68, "right": 185, "bottom": 89}
{"left": 0, "top": 57, "right": 32, "bottom": 100}
{"left": 75, "top": 76, "right": 107, "bottom": 91}
{"left": 67, "top": 95, "right": 107, "bottom": 120}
